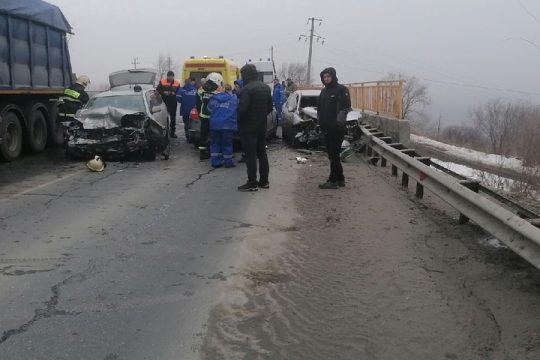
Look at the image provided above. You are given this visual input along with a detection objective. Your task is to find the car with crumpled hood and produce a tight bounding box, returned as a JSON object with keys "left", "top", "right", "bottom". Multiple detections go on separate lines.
{"left": 66, "top": 69, "right": 170, "bottom": 160}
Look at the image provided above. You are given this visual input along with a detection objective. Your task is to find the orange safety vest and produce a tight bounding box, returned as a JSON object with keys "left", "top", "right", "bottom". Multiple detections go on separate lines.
{"left": 160, "top": 78, "right": 180, "bottom": 90}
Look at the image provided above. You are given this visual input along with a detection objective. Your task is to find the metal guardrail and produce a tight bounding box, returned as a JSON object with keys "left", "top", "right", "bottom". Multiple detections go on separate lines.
{"left": 360, "top": 124, "right": 540, "bottom": 270}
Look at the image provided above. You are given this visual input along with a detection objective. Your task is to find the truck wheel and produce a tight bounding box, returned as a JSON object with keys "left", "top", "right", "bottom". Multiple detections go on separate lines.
{"left": 0, "top": 112, "right": 23, "bottom": 161}
{"left": 47, "top": 102, "right": 65, "bottom": 146}
{"left": 25, "top": 108, "right": 48, "bottom": 153}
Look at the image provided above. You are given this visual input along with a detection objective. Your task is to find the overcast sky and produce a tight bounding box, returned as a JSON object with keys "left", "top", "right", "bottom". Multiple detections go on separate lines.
{"left": 47, "top": 0, "right": 540, "bottom": 126}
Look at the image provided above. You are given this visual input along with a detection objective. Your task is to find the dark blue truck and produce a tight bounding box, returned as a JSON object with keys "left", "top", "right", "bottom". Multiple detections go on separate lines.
{"left": 0, "top": 0, "right": 74, "bottom": 160}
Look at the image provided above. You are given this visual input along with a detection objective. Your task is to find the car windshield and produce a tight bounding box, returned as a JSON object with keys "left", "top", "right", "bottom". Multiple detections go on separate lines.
{"left": 86, "top": 95, "right": 146, "bottom": 113}
{"left": 300, "top": 95, "right": 318, "bottom": 108}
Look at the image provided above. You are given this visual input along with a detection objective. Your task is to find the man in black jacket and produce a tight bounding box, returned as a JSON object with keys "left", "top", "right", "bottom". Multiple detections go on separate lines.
{"left": 317, "top": 67, "right": 351, "bottom": 189}
{"left": 237, "top": 64, "right": 273, "bottom": 191}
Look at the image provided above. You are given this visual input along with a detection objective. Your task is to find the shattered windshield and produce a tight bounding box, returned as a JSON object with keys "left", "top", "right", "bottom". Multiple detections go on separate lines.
{"left": 86, "top": 95, "right": 146, "bottom": 113}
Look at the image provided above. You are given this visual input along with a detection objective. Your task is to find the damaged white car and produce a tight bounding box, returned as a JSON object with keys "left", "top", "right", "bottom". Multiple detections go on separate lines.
{"left": 282, "top": 89, "right": 321, "bottom": 148}
{"left": 282, "top": 89, "right": 362, "bottom": 149}
{"left": 65, "top": 69, "right": 170, "bottom": 160}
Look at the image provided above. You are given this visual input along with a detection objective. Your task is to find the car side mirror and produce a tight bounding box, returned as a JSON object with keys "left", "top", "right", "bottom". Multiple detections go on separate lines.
{"left": 151, "top": 106, "right": 162, "bottom": 114}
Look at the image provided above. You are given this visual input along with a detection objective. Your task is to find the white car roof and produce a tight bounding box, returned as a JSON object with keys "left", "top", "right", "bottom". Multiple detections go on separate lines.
{"left": 294, "top": 89, "right": 320, "bottom": 97}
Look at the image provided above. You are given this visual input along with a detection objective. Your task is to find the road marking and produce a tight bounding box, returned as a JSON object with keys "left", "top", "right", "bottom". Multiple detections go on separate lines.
{"left": 0, "top": 169, "right": 86, "bottom": 202}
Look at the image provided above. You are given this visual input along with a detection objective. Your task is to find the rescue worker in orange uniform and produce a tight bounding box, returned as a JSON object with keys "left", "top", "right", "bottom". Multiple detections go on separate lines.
{"left": 156, "top": 71, "right": 180, "bottom": 138}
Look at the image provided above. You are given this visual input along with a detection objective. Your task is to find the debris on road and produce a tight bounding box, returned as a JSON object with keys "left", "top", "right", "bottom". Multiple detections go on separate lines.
{"left": 296, "top": 157, "right": 308, "bottom": 164}
{"left": 86, "top": 155, "right": 106, "bottom": 172}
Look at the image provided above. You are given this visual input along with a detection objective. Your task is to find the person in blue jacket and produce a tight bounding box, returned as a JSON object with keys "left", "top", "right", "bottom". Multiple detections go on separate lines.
{"left": 207, "top": 84, "right": 238, "bottom": 168}
{"left": 176, "top": 77, "right": 198, "bottom": 142}
{"left": 272, "top": 78, "right": 284, "bottom": 126}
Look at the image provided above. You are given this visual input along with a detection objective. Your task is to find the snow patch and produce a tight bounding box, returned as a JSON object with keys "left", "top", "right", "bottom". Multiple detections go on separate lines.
{"left": 411, "top": 134, "right": 524, "bottom": 171}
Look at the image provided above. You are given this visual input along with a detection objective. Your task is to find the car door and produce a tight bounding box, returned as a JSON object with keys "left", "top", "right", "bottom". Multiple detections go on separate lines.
{"left": 283, "top": 93, "right": 298, "bottom": 127}
{"left": 146, "top": 90, "right": 168, "bottom": 132}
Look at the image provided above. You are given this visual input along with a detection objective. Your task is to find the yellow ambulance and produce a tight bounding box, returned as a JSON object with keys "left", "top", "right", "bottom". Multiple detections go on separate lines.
{"left": 182, "top": 56, "right": 240, "bottom": 86}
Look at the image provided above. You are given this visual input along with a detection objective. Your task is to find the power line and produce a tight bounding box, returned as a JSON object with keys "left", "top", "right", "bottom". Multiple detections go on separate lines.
{"left": 516, "top": 0, "right": 540, "bottom": 24}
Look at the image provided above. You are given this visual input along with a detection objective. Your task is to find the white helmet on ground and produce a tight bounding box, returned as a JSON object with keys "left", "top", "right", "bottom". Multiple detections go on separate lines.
{"left": 206, "top": 72, "right": 223, "bottom": 86}
{"left": 76, "top": 75, "right": 91, "bottom": 87}
{"left": 86, "top": 155, "right": 106, "bottom": 172}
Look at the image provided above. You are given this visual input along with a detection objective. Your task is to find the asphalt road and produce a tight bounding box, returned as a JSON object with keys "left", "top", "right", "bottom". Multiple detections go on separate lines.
{"left": 0, "top": 139, "right": 299, "bottom": 360}
{"left": 2, "top": 138, "right": 540, "bottom": 360}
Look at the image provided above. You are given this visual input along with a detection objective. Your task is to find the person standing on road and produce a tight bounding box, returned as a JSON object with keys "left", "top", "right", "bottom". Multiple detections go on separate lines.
{"left": 317, "top": 67, "right": 351, "bottom": 189}
{"left": 237, "top": 64, "right": 273, "bottom": 192}
{"left": 57, "top": 75, "right": 91, "bottom": 124}
{"left": 208, "top": 84, "right": 238, "bottom": 168}
{"left": 156, "top": 71, "right": 180, "bottom": 138}
{"left": 285, "top": 78, "right": 298, "bottom": 98}
{"left": 233, "top": 79, "right": 246, "bottom": 163}
{"left": 176, "top": 77, "right": 198, "bottom": 142}
{"left": 196, "top": 72, "right": 222, "bottom": 160}
{"left": 272, "top": 78, "right": 284, "bottom": 128}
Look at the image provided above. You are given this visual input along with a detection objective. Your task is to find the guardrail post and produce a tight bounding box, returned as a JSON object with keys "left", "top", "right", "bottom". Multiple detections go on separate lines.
{"left": 458, "top": 180, "right": 480, "bottom": 224}
{"left": 391, "top": 165, "right": 398, "bottom": 177}
{"left": 366, "top": 145, "right": 373, "bottom": 157}
{"left": 402, "top": 173, "right": 409, "bottom": 188}
{"left": 416, "top": 183, "right": 424, "bottom": 198}
{"left": 414, "top": 157, "right": 431, "bottom": 199}
{"left": 381, "top": 157, "right": 387, "bottom": 167}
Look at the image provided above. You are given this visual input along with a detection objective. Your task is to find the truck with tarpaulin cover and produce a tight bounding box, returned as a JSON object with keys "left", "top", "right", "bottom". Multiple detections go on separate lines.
{"left": 0, "top": 0, "right": 74, "bottom": 161}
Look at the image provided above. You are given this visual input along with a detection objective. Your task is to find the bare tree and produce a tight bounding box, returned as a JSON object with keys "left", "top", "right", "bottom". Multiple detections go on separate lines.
{"left": 278, "top": 62, "right": 308, "bottom": 84}
{"left": 154, "top": 53, "right": 179, "bottom": 78}
{"left": 513, "top": 104, "right": 540, "bottom": 166}
{"left": 385, "top": 72, "right": 431, "bottom": 120}
{"left": 470, "top": 99, "right": 520, "bottom": 156}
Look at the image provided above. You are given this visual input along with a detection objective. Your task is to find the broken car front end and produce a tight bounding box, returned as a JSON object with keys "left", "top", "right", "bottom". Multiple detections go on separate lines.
{"left": 66, "top": 107, "right": 165, "bottom": 159}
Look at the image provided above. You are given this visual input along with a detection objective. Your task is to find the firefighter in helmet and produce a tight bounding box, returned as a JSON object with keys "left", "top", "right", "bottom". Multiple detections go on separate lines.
{"left": 57, "top": 75, "right": 91, "bottom": 124}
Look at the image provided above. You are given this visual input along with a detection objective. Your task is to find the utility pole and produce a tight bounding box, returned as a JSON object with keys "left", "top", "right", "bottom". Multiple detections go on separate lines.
{"left": 270, "top": 46, "right": 276, "bottom": 76}
{"left": 131, "top": 57, "right": 140, "bottom": 69}
{"left": 167, "top": 56, "right": 171, "bottom": 71}
{"left": 299, "top": 18, "right": 324, "bottom": 84}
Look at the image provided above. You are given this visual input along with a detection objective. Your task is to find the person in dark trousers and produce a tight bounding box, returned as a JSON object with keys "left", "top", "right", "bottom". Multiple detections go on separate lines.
{"left": 176, "top": 77, "right": 197, "bottom": 141}
{"left": 196, "top": 72, "right": 222, "bottom": 160}
{"left": 317, "top": 67, "right": 351, "bottom": 189}
{"left": 233, "top": 79, "right": 246, "bottom": 163}
{"left": 156, "top": 71, "right": 180, "bottom": 138}
{"left": 237, "top": 64, "right": 273, "bottom": 191}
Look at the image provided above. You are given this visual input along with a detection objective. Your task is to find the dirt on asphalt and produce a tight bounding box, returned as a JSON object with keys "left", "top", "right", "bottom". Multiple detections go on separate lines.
{"left": 200, "top": 149, "right": 540, "bottom": 360}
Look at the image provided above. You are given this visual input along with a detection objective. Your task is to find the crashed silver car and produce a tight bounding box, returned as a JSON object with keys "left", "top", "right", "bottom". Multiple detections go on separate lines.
{"left": 66, "top": 69, "right": 170, "bottom": 160}
{"left": 282, "top": 89, "right": 322, "bottom": 148}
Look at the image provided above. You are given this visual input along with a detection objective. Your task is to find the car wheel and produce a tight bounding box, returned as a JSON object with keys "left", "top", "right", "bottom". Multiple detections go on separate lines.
{"left": 25, "top": 107, "right": 48, "bottom": 153}
{"left": 65, "top": 146, "right": 76, "bottom": 160}
{"left": 142, "top": 143, "right": 157, "bottom": 161}
{"left": 0, "top": 111, "right": 23, "bottom": 161}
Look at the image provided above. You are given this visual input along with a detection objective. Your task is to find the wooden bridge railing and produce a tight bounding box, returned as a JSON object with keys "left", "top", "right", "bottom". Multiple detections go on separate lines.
{"left": 297, "top": 80, "right": 404, "bottom": 119}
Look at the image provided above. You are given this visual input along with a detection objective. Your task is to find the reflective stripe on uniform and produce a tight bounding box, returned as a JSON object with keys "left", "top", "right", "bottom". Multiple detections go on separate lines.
{"left": 64, "top": 88, "right": 81, "bottom": 99}
{"left": 58, "top": 113, "right": 75, "bottom": 117}
{"left": 223, "top": 154, "right": 233, "bottom": 159}
{"left": 60, "top": 96, "right": 81, "bottom": 103}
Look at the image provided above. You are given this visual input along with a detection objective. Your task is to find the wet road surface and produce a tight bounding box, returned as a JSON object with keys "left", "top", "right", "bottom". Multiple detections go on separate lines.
{"left": 0, "top": 140, "right": 299, "bottom": 359}
{"left": 2, "top": 139, "right": 540, "bottom": 360}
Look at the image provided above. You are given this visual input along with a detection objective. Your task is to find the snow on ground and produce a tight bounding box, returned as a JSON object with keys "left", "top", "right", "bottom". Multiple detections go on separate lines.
{"left": 411, "top": 134, "right": 524, "bottom": 171}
